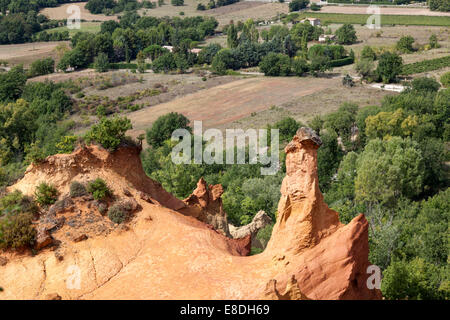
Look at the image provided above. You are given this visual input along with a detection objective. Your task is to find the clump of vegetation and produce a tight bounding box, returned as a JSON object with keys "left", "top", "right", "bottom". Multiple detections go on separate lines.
{"left": 70, "top": 181, "right": 87, "bottom": 198}
{"left": 429, "top": 34, "right": 440, "bottom": 49}
{"left": 259, "top": 53, "right": 291, "bottom": 76}
{"left": 335, "top": 24, "right": 357, "bottom": 45}
{"left": 56, "top": 136, "right": 78, "bottom": 154}
{"left": 310, "top": 3, "right": 321, "bottom": 11}
{"left": 0, "top": 191, "right": 38, "bottom": 249}
{"left": 376, "top": 52, "right": 403, "bottom": 83}
{"left": 146, "top": 112, "right": 191, "bottom": 148}
{"left": 0, "top": 191, "right": 38, "bottom": 215}
{"left": 288, "top": 0, "right": 309, "bottom": 12}
{"left": 94, "top": 53, "right": 110, "bottom": 73}
{"left": 0, "top": 212, "right": 36, "bottom": 249}
{"left": 35, "top": 183, "right": 59, "bottom": 206}
{"left": 108, "top": 204, "right": 127, "bottom": 224}
{"left": 396, "top": 35, "right": 415, "bottom": 53}
{"left": 440, "top": 71, "right": 450, "bottom": 88}
{"left": 27, "top": 58, "right": 55, "bottom": 78}
{"left": 410, "top": 77, "right": 440, "bottom": 93}
{"left": 87, "top": 178, "right": 111, "bottom": 201}
{"left": 360, "top": 46, "right": 377, "bottom": 61}
{"left": 85, "top": 117, "right": 132, "bottom": 151}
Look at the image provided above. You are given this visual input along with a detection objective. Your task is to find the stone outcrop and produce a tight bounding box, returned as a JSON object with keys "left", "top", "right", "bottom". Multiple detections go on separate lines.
{"left": 180, "top": 178, "right": 231, "bottom": 237}
{"left": 261, "top": 275, "right": 310, "bottom": 300}
{"left": 9, "top": 145, "right": 185, "bottom": 212}
{"left": 266, "top": 127, "right": 340, "bottom": 255}
{"left": 35, "top": 226, "right": 53, "bottom": 250}
{"left": 229, "top": 210, "right": 272, "bottom": 249}
{"left": 1, "top": 131, "right": 382, "bottom": 300}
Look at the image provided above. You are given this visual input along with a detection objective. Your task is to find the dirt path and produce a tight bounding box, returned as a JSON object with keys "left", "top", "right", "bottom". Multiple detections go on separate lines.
{"left": 126, "top": 76, "right": 338, "bottom": 137}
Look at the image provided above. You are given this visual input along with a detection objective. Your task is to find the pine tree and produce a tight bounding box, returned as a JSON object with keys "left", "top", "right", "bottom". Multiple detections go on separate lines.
{"left": 227, "top": 24, "right": 238, "bottom": 49}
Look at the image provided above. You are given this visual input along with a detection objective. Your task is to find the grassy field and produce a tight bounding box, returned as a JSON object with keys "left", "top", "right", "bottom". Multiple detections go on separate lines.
{"left": 298, "top": 12, "right": 450, "bottom": 26}
{"left": 41, "top": 22, "right": 101, "bottom": 37}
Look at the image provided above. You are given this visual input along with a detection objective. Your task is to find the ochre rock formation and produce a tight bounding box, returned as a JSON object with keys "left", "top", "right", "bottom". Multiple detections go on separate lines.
{"left": 0, "top": 131, "right": 382, "bottom": 300}
{"left": 180, "top": 178, "right": 252, "bottom": 255}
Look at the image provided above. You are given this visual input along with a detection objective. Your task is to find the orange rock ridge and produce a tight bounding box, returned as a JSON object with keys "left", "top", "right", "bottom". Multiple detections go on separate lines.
{"left": 0, "top": 129, "right": 381, "bottom": 300}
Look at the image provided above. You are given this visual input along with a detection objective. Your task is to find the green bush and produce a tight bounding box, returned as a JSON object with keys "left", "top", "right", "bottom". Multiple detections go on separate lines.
{"left": 396, "top": 35, "right": 415, "bottom": 53}
{"left": 93, "top": 53, "right": 110, "bottom": 73}
{"left": 335, "top": 24, "right": 357, "bottom": 45}
{"left": 85, "top": 116, "right": 132, "bottom": 151}
{"left": 56, "top": 135, "right": 78, "bottom": 154}
{"left": 108, "top": 204, "right": 127, "bottom": 224}
{"left": 0, "top": 191, "right": 37, "bottom": 249}
{"left": 310, "top": 3, "right": 321, "bottom": 11}
{"left": 289, "top": 0, "right": 309, "bottom": 12}
{"left": 146, "top": 112, "right": 191, "bottom": 148}
{"left": 381, "top": 258, "right": 448, "bottom": 300}
{"left": 376, "top": 52, "right": 403, "bottom": 83}
{"left": 28, "top": 58, "right": 55, "bottom": 78}
{"left": 429, "top": 34, "right": 439, "bottom": 49}
{"left": 329, "top": 56, "right": 354, "bottom": 67}
{"left": 35, "top": 183, "right": 59, "bottom": 206}
{"left": 87, "top": 178, "right": 111, "bottom": 201}
{"left": 411, "top": 77, "right": 440, "bottom": 93}
{"left": 70, "top": 181, "right": 87, "bottom": 198}
{"left": 292, "top": 58, "right": 308, "bottom": 76}
{"left": 440, "top": 71, "right": 450, "bottom": 87}
{"left": 0, "top": 191, "right": 38, "bottom": 215}
{"left": 259, "top": 53, "right": 291, "bottom": 76}
{"left": 0, "top": 212, "right": 36, "bottom": 249}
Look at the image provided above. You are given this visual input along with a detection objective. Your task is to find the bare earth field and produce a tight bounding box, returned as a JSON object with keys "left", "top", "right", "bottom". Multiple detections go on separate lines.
{"left": 0, "top": 41, "right": 69, "bottom": 67}
{"left": 138, "top": 1, "right": 288, "bottom": 27}
{"left": 205, "top": 2, "right": 288, "bottom": 26}
{"left": 320, "top": 5, "right": 450, "bottom": 17}
{"left": 40, "top": 2, "right": 118, "bottom": 21}
{"left": 123, "top": 75, "right": 386, "bottom": 138}
{"left": 225, "top": 80, "right": 395, "bottom": 130}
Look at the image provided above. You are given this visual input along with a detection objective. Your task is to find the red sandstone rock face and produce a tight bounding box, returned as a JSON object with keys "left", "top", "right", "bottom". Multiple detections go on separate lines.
{"left": 1, "top": 133, "right": 382, "bottom": 300}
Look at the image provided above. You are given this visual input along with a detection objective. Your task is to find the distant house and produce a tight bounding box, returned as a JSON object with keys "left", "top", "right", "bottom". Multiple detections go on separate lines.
{"left": 163, "top": 45, "right": 173, "bottom": 52}
{"left": 318, "top": 34, "right": 336, "bottom": 42}
{"left": 299, "top": 18, "right": 321, "bottom": 27}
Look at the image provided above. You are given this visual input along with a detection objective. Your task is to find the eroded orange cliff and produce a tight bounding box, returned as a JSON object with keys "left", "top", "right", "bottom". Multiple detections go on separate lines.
{"left": 0, "top": 130, "right": 381, "bottom": 300}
